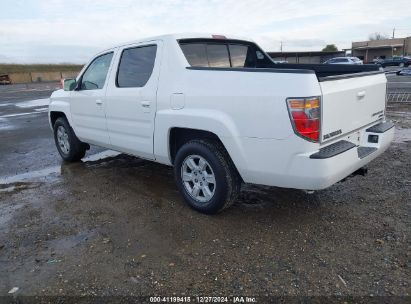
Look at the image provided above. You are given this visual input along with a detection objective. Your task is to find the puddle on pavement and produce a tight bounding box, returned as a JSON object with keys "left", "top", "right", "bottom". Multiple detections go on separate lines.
{"left": 0, "top": 150, "right": 124, "bottom": 186}
{"left": 0, "top": 117, "right": 14, "bottom": 131}
{"left": 0, "top": 98, "right": 49, "bottom": 119}
{"left": 15, "top": 98, "right": 50, "bottom": 108}
{"left": 393, "top": 128, "right": 411, "bottom": 143}
{"left": 82, "top": 150, "right": 121, "bottom": 162}
{"left": 0, "top": 111, "right": 47, "bottom": 119}
{"left": 0, "top": 182, "right": 41, "bottom": 193}
{"left": 0, "top": 166, "right": 61, "bottom": 185}
{"left": 34, "top": 107, "right": 49, "bottom": 112}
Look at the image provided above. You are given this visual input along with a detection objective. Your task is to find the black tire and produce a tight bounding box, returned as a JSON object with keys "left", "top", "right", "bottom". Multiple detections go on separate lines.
{"left": 53, "top": 117, "right": 87, "bottom": 162}
{"left": 174, "top": 139, "right": 241, "bottom": 214}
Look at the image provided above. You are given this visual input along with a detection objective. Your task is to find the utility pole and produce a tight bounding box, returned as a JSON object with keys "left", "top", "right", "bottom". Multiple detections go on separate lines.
{"left": 392, "top": 27, "right": 395, "bottom": 39}
{"left": 280, "top": 41, "right": 283, "bottom": 52}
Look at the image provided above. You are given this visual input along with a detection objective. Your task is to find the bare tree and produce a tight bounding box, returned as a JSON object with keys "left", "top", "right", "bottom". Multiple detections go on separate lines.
{"left": 368, "top": 32, "right": 389, "bottom": 41}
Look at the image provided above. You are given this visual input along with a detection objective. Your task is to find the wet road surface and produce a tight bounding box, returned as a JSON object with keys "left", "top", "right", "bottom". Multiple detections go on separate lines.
{"left": 0, "top": 82, "right": 410, "bottom": 298}
{"left": 0, "top": 83, "right": 104, "bottom": 178}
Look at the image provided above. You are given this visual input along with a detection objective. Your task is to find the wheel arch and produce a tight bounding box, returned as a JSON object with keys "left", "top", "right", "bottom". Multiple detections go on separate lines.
{"left": 50, "top": 111, "right": 68, "bottom": 127}
{"left": 48, "top": 97, "right": 74, "bottom": 129}
{"left": 168, "top": 127, "right": 244, "bottom": 182}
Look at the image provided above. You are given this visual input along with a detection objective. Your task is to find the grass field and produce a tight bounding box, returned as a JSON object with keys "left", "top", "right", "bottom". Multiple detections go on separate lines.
{"left": 0, "top": 64, "right": 83, "bottom": 74}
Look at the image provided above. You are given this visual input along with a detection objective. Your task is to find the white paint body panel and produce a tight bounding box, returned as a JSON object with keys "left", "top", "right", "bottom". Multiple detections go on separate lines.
{"left": 104, "top": 41, "right": 163, "bottom": 160}
{"left": 320, "top": 73, "right": 387, "bottom": 142}
{"left": 49, "top": 33, "right": 393, "bottom": 190}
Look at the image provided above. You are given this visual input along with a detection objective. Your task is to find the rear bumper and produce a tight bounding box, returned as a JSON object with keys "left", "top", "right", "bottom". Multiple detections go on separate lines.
{"left": 289, "top": 122, "right": 394, "bottom": 189}
{"left": 235, "top": 121, "right": 394, "bottom": 190}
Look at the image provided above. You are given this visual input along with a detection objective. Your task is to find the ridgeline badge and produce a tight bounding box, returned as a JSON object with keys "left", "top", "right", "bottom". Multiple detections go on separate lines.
{"left": 323, "top": 129, "right": 342, "bottom": 140}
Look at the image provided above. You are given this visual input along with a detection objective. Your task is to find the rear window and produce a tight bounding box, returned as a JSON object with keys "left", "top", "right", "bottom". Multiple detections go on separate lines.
{"left": 180, "top": 43, "right": 232, "bottom": 67}
{"left": 179, "top": 44, "right": 209, "bottom": 67}
{"left": 179, "top": 40, "right": 267, "bottom": 68}
{"left": 205, "top": 44, "right": 230, "bottom": 67}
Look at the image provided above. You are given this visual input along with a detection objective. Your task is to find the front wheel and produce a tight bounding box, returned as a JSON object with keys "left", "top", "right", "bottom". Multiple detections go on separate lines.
{"left": 174, "top": 139, "right": 241, "bottom": 214}
{"left": 53, "top": 117, "right": 87, "bottom": 162}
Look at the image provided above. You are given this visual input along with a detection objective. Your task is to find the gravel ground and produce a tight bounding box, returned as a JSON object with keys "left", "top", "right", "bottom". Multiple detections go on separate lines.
{"left": 0, "top": 82, "right": 410, "bottom": 302}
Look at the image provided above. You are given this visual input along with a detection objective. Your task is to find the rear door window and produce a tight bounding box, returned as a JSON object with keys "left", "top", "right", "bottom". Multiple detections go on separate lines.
{"left": 116, "top": 45, "right": 157, "bottom": 88}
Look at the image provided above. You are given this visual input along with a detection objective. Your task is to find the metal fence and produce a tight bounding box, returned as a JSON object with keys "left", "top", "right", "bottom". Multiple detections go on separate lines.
{"left": 387, "top": 92, "right": 411, "bottom": 103}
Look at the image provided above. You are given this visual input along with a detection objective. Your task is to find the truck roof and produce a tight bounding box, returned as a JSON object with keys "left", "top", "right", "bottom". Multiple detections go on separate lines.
{"left": 105, "top": 33, "right": 253, "bottom": 51}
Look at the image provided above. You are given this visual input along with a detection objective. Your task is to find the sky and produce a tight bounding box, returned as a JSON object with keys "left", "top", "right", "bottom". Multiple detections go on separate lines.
{"left": 1, "top": 0, "right": 411, "bottom": 63}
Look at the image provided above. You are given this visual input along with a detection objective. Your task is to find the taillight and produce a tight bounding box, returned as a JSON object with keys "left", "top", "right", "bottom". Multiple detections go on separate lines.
{"left": 286, "top": 97, "right": 321, "bottom": 142}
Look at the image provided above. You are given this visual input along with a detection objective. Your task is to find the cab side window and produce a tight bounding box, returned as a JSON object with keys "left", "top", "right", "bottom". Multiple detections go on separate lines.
{"left": 80, "top": 52, "right": 113, "bottom": 90}
{"left": 179, "top": 41, "right": 267, "bottom": 68}
{"left": 116, "top": 45, "right": 157, "bottom": 88}
{"left": 229, "top": 44, "right": 254, "bottom": 67}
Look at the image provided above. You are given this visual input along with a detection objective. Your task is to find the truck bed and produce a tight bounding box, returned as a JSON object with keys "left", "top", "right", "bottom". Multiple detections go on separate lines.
{"left": 268, "top": 63, "right": 382, "bottom": 79}
{"left": 178, "top": 37, "right": 381, "bottom": 80}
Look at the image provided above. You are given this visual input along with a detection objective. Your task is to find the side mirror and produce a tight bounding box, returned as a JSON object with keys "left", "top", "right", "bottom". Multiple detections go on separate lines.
{"left": 63, "top": 78, "right": 77, "bottom": 91}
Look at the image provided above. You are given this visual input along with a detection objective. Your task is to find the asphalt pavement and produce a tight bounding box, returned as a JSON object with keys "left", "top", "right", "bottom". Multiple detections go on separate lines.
{"left": 0, "top": 80, "right": 410, "bottom": 299}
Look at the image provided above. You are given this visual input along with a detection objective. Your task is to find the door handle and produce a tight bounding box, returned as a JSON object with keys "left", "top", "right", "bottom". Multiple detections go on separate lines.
{"left": 357, "top": 91, "right": 366, "bottom": 98}
{"left": 141, "top": 101, "right": 151, "bottom": 108}
{"left": 96, "top": 99, "right": 103, "bottom": 105}
{"left": 141, "top": 100, "right": 151, "bottom": 113}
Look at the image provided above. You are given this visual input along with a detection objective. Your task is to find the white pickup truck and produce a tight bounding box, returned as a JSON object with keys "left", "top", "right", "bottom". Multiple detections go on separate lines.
{"left": 49, "top": 33, "right": 394, "bottom": 214}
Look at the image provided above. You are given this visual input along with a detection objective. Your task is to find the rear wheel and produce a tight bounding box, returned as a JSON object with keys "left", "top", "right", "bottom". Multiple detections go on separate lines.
{"left": 174, "top": 139, "right": 241, "bottom": 214}
{"left": 53, "top": 117, "right": 87, "bottom": 162}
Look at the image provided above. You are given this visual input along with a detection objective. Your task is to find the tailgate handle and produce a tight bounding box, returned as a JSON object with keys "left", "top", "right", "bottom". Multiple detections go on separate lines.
{"left": 357, "top": 91, "right": 366, "bottom": 98}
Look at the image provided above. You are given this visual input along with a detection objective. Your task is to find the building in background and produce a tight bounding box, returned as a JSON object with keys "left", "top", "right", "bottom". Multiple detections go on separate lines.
{"left": 267, "top": 51, "right": 345, "bottom": 64}
{"left": 352, "top": 37, "right": 411, "bottom": 63}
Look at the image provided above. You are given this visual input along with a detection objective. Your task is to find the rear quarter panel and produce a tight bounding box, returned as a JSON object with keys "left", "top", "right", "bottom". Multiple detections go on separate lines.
{"left": 167, "top": 69, "right": 321, "bottom": 139}
{"left": 154, "top": 68, "right": 322, "bottom": 170}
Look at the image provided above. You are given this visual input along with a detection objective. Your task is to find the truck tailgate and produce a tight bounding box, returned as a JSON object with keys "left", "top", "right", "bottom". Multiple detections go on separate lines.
{"left": 320, "top": 72, "right": 387, "bottom": 142}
